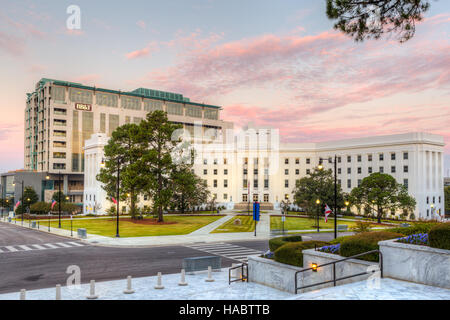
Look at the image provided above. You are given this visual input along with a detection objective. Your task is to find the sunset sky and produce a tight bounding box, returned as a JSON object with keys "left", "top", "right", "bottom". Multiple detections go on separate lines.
{"left": 0, "top": 0, "right": 449, "bottom": 174}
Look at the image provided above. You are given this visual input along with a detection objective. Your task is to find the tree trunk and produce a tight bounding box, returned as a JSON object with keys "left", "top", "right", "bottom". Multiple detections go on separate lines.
{"left": 181, "top": 193, "right": 185, "bottom": 214}
{"left": 377, "top": 207, "right": 383, "bottom": 224}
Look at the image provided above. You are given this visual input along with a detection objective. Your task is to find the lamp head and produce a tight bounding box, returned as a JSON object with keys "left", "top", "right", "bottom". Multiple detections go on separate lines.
{"left": 316, "top": 199, "right": 321, "bottom": 205}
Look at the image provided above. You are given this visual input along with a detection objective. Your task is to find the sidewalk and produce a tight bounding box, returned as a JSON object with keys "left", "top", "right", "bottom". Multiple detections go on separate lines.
{"left": 189, "top": 215, "right": 235, "bottom": 235}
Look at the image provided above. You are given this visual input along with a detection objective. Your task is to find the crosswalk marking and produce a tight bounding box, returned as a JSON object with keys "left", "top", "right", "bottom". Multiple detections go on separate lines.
{"left": 55, "top": 242, "right": 71, "bottom": 248}
{"left": 68, "top": 242, "right": 84, "bottom": 247}
{"left": 185, "top": 242, "right": 263, "bottom": 263}
{"left": 0, "top": 241, "right": 86, "bottom": 254}
{"left": 43, "top": 243, "right": 59, "bottom": 249}
{"left": 31, "top": 244, "right": 46, "bottom": 250}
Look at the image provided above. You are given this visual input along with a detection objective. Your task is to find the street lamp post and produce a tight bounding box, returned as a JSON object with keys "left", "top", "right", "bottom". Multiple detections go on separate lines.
{"left": 58, "top": 171, "right": 62, "bottom": 228}
{"left": 318, "top": 155, "right": 338, "bottom": 239}
{"left": 13, "top": 180, "right": 25, "bottom": 225}
{"left": 316, "top": 199, "right": 321, "bottom": 233}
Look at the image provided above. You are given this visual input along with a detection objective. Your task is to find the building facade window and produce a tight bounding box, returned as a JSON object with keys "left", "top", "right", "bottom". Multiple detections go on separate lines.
{"left": 368, "top": 154, "right": 373, "bottom": 162}
{"left": 391, "top": 153, "right": 396, "bottom": 160}
{"left": 347, "top": 155, "right": 351, "bottom": 163}
{"left": 404, "top": 165, "right": 409, "bottom": 173}
{"left": 403, "top": 152, "right": 409, "bottom": 160}
{"left": 379, "top": 153, "right": 384, "bottom": 161}
{"left": 379, "top": 167, "right": 384, "bottom": 173}
{"left": 285, "top": 180, "right": 289, "bottom": 188}
{"left": 357, "top": 167, "right": 362, "bottom": 174}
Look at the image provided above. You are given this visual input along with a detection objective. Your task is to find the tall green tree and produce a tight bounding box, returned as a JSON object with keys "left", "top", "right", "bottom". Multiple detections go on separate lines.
{"left": 139, "top": 111, "right": 183, "bottom": 222}
{"left": 97, "top": 123, "right": 145, "bottom": 219}
{"left": 349, "top": 173, "right": 416, "bottom": 223}
{"left": 292, "top": 168, "right": 345, "bottom": 216}
{"left": 172, "top": 169, "right": 210, "bottom": 213}
{"left": 51, "top": 191, "right": 68, "bottom": 203}
{"left": 326, "top": 0, "right": 431, "bottom": 43}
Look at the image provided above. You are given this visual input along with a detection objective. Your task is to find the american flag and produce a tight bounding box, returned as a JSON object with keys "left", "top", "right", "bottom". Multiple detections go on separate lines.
{"left": 324, "top": 204, "right": 332, "bottom": 223}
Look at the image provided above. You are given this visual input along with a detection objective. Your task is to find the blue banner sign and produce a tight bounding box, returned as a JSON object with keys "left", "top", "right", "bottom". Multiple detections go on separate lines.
{"left": 253, "top": 202, "right": 260, "bottom": 221}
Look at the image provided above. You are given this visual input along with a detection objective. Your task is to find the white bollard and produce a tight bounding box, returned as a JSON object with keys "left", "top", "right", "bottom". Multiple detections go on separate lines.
{"left": 205, "top": 266, "right": 215, "bottom": 282}
{"left": 55, "top": 284, "right": 61, "bottom": 300}
{"left": 123, "top": 276, "right": 135, "bottom": 294}
{"left": 154, "top": 272, "right": 164, "bottom": 289}
{"left": 86, "top": 280, "right": 99, "bottom": 299}
{"left": 178, "top": 269, "right": 188, "bottom": 286}
{"left": 20, "top": 289, "right": 26, "bottom": 300}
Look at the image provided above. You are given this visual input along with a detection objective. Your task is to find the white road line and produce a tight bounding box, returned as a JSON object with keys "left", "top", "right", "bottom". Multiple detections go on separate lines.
{"left": 42, "top": 243, "right": 58, "bottom": 249}
{"left": 5, "top": 246, "right": 18, "bottom": 252}
{"left": 67, "top": 242, "right": 84, "bottom": 247}
{"left": 0, "top": 248, "right": 3, "bottom": 253}
{"left": 18, "top": 245, "right": 32, "bottom": 251}
{"left": 31, "top": 244, "right": 46, "bottom": 250}
{"left": 55, "top": 242, "right": 72, "bottom": 248}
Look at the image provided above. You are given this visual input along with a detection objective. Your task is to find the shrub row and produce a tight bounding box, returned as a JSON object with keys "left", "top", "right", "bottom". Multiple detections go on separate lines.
{"left": 268, "top": 235, "right": 303, "bottom": 252}
{"left": 273, "top": 241, "right": 329, "bottom": 267}
{"left": 428, "top": 223, "right": 450, "bottom": 250}
{"left": 389, "top": 222, "right": 439, "bottom": 236}
{"left": 339, "top": 231, "right": 404, "bottom": 262}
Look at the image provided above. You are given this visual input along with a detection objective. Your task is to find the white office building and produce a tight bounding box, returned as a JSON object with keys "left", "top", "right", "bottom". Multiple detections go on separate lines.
{"left": 84, "top": 128, "right": 445, "bottom": 220}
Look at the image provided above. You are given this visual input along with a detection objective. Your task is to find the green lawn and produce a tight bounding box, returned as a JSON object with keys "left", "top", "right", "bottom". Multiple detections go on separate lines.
{"left": 211, "top": 215, "right": 256, "bottom": 233}
{"left": 285, "top": 212, "right": 404, "bottom": 224}
{"left": 270, "top": 216, "right": 386, "bottom": 231}
{"left": 40, "top": 215, "right": 222, "bottom": 237}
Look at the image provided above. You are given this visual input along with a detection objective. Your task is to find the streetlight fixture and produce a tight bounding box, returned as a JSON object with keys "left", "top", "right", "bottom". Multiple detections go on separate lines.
{"left": 317, "top": 156, "right": 338, "bottom": 239}
{"left": 316, "top": 199, "right": 321, "bottom": 232}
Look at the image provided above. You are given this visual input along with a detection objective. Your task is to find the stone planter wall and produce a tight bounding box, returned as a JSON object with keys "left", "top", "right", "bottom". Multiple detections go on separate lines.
{"left": 301, "top": 249, "right": 377, "bottom": 293}
{"left": 379, "top": 239, "right": 450, "bottom": 289}
{"left": 247, "top": 252, "right": 377, "bottom": 294}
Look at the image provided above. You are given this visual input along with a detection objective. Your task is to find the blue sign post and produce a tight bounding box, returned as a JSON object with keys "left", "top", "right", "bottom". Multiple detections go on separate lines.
{"left": 253, "top": 202, "right": 260, "bottom": 237}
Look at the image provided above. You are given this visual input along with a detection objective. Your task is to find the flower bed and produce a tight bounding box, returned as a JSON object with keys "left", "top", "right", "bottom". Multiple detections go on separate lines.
{"left": 318, "top": 243, "right": 340, "bottom": 254}
{"left": 397, "top": 233, "right": 428, "bottom": 246}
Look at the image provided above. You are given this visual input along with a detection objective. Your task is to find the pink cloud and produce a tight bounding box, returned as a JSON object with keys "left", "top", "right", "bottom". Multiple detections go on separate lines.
{"left": 136, "top": 20, "right": 146, "bottom": 30}
{"left": 125, "top": 42, "right": 158, "bottom": 60}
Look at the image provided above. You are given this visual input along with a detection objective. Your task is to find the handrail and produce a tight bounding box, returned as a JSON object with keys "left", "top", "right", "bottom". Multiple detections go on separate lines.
{"left": 229, "top": 263, "right": 248, "bottom": 284}
{"left": 294, "top": 249, "right": 383, "bottom": 294}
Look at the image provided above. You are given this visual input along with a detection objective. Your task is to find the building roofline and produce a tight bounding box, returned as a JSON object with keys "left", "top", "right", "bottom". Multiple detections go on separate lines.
{"left": 29, "top": 78, "right": 222, "bottom": 110}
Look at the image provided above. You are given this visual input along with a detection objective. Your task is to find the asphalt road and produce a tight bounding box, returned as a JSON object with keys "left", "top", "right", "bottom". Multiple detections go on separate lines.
{"left": 0, "top": 222, "right": 349, "bottom": 294}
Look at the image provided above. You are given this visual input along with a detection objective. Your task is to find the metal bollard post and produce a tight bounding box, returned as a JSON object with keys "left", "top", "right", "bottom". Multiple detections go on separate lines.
{"left": 154, "top": 272, "right": 164, "bottom": 289}
{"left": 178, "top": 269, "right": 188, "bottom": 286}
{"left": 123, "top": 276, "right": 135, "bottom": 294}
{"left": 205, "top": 266, "right": 215, "bottom": 282}
{"left": 55, "top": 284, "right": 61, "bottom": 300}
{"left": 86, "top": 280, "right": 99, "bottom": 299}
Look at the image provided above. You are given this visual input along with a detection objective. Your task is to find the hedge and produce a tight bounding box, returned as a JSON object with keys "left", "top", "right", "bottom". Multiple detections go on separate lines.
{"left": 340, "top": 231, "right": 404, "bottom": 262}
{"left": 428, "top": 223, "right": 450, "bottom": 250}
{"left": 273, "top": 240, "right": 329, "bottom": 267}
{"left": 269, "top": 235, "right": 303, "bottom": 252}
{"left": 389, "top": 222, "right": 439, "bottom": 236}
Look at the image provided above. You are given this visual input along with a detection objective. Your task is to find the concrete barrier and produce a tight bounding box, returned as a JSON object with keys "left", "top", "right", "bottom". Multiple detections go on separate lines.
{"left": 77, "top": 228, "right": 87, "bottom": 239}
